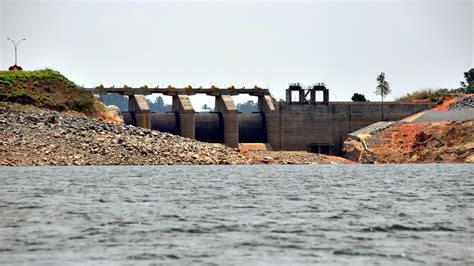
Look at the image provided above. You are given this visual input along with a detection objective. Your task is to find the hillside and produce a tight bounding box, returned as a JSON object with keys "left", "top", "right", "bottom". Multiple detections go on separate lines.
{"left": 0, "top": 69, "right": 96, "bottom": 114}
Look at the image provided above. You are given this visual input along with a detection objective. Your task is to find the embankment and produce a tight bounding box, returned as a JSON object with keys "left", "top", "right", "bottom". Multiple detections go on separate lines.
{"left": 342, "top": 96, "right": 474, "bottom": 163}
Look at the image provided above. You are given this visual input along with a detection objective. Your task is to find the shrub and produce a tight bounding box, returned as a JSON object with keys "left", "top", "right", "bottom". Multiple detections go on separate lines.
{"left": 351, "top": 93, "right": 367, "bottom": 102}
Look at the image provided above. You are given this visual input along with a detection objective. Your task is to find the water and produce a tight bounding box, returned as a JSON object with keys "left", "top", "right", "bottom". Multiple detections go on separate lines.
{"left": 0, "top": 164, "right": 473, "bottom": 264}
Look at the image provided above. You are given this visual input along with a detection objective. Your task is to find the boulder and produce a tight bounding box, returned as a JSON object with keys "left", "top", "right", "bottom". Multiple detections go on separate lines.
{"left": 342, "top": 138, "right": 366, "bottom": 162}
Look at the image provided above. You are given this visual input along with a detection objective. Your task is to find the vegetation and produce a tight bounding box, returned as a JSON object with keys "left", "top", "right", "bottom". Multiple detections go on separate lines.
{"left": 461, "top": 68, "right": 474, "bottom": 93}
{"left": 395, "top": 88, "right": 463, "bottom": 104}
{"left": 351, "top": 93, "right": 367, "bottom": 102}
{"left": 102, "top": 94, "right": 172, "bottom": 113}
{"left": 236, "top": 100, "right": 258, "bottom": 113}
{"left": 375, "top": 72, "right": 391, "bottom": 102}
{"left": 201, "top": 104, "right": 213, "bottom": 112}
{"left": 0, "top": 69, "right": 96, "bottom": 114}
{"left": 375, "top": 72, "right": 391, "bottom": 120}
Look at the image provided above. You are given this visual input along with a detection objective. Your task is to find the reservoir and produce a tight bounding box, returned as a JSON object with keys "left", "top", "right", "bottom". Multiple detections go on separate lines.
{"left": 0, "top": 165, "right": 473, "bottom": 264}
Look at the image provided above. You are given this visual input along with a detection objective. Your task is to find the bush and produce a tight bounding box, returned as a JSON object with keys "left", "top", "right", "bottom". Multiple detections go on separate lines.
{"left": 351, "top": 93, "right": 367, "bottom": 102}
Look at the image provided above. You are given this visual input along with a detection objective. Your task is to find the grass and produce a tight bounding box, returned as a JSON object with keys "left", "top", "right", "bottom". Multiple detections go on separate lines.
{"left": 395, "top": 88, "right": 464, "bottom": 104}
{"left": 0, "top": 68, "right": 96, "bottom": 114}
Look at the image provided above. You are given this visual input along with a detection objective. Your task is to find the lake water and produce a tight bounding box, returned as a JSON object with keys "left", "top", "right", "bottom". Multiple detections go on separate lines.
{"left": 0, "top": 165, "right": 473, "bottom": 264}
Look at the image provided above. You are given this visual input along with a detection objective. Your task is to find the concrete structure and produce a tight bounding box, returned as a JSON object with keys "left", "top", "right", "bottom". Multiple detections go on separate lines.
{"left": 214, "top": 95, "right": 239, "bottom": 148}
{"left": 128, "top": 95, "right": 151, "bottom": 129}
{"left": 91, "top": 85, "right": 434, "bottom": 154}
{"left": 171, "top": 95, "right": 195, "bottom": 139}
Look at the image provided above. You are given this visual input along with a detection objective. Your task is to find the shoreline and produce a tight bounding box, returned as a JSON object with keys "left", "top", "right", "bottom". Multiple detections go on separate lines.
{"left": 2, "top": 104, "right": 471, "bottom": 166}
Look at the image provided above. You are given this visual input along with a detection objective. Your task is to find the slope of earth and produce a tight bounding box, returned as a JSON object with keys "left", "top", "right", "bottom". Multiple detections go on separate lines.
{"left": 0, "top": 106, "right": 248, "bottom": 166}
{"left": 343, "top": 120, "right": 473, "bottom": 164}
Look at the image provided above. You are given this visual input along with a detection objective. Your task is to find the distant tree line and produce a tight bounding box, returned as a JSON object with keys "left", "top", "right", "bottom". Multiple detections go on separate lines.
{"left": 101, "top": 94, "right": 172, "bottom": 113}
{"left": 101, "top": 94, "right": 259, "bottom": 113}
{"left": 236, "top": 100, "right": 258, "bottom": 113}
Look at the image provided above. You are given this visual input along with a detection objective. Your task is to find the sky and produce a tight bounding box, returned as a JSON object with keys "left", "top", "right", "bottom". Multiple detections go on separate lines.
{"left": 0, "top": 0, "right": 472, "bottom": 109}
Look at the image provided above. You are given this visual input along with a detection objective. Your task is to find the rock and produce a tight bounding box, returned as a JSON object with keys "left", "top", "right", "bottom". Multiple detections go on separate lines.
{"left": 263, "top": 156, "right": 273, "bottom": 161}
{"left": 449, "top": 95, "right": 474, "bottom": 111}
{"left": 464, "top": 154, "right": 474, "bottom": 163}
{"left": 46, "top": 115, "right": 58, "bottom": 124}
{"left": 342, "top": 138, "right": 366, "bottom": 162}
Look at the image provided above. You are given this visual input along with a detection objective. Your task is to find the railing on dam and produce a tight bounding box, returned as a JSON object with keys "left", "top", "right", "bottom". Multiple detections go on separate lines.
{"left": 88, "top": 87, "right": 271, "bottom": 96}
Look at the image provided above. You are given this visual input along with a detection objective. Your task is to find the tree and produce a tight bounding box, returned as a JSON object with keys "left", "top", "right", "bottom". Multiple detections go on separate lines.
{"left": 375, "top": 72, "right": 391, "bottom": 120}
{"left": 236, "top": 100, "right": 258, "bottom": 113}
{"left": 201, "top": 104, "right": 213, "bottom": 112}
{"left": 351, "top": 93, "right": 367, "bottom": 102}
{"left": 101, "top": 93, "right": 129, "bottom": 111}
{"left": 461, "top": 68, "right": 474, "bottom": 93}
{"left": 148, "top": 96, "right": 172, "bottom": 113}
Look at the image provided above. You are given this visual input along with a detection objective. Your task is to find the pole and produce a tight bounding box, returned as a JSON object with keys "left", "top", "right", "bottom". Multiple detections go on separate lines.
{"left": 6, "top": 38, "right": 26, "bottom": 66}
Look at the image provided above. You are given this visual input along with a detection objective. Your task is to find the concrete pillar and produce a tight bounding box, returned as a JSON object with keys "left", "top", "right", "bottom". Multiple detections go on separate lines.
{"left": 172, "top": 95, "right": 195, "bottom": 139}
{"left": 299, "top": 89, "right": 305, "bottom": 104}
{"left": 215, "top": 95, "right": 239, "bottom": 148}
{"left": 128, "top": 95, "right": 151, "bottom": 129}
{"left": 324, "top": 90, "right": 329, "bottom": 104}
{"left": 286, "top": 89, "right": 291, "bottom": 104}
{"left": 310, "top": 90, "right": 316, "bottom": 105}
{"left": 259, "top": 95, "right": 280, "bottom": 150}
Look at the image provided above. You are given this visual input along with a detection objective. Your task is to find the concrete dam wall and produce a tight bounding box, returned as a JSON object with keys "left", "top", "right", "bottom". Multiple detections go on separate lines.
{"left": 122, "top": 102, "right": 433, "bottom": 154}
{"left": 277, "top": 102, "right": 434, "bottom": 153}
{"left": 93, "top": 85, "right": 434, "bottom": 154}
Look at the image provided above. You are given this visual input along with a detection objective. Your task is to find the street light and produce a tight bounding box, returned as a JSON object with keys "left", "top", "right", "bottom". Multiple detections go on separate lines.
{"left": 6, "top": 37, "right": 26, "bottom": 66}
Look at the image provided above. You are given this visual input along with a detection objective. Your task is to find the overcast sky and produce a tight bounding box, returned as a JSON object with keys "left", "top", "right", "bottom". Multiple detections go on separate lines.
{"left": 1, "top": 0, "right": 472, "bottom": 108}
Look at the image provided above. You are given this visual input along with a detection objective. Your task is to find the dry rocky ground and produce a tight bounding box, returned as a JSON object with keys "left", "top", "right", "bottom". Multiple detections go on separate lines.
{"left": 343, "top": 95, "right": 474, "bottom": 163}
{"left": 0, "top": 106, "right": 341, "bottom": 166}
{"left": 343, "top": 120, "right": 474, "bottom": 163}
{"left": 0, "top": 106, "right": 248, "bottom": 166}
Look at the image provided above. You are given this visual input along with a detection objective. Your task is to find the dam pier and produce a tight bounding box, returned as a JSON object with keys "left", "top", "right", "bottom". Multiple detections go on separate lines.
{"left": 91, "top": 84, "right": 434, "bottom": 154}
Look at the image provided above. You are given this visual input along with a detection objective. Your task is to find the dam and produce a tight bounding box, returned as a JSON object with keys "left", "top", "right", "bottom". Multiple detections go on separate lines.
{"left": 91, "top": 84, "right": 434, "bottom": 154}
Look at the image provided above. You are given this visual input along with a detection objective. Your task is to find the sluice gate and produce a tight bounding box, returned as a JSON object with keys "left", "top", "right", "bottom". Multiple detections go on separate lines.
{"left": 123, "top": 112, "right": 268, "bottom": 144}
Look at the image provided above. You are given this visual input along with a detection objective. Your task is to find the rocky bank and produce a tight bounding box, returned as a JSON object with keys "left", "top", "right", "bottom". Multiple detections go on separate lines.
{"left": 0, "top": 106, "right": 249, "bottom": 166}
{"left": 343, "top": 120, "right": 474, "bottom": 163}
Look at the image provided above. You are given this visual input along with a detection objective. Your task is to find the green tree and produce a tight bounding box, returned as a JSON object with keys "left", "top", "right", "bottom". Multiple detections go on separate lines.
{"left": 351, "top": 93, "right": 367, "bottom": 102}
{"left": 461, "top": 68, "right": 474, "bottom": 93}
{"left": 375, "top": 72, "right": 391, "bottom": 120}
{"left": 148, "top": 96, "right": 171, "bottom": 113}
{"left": 236, "top": 100, "right": 258, "bottom": 113}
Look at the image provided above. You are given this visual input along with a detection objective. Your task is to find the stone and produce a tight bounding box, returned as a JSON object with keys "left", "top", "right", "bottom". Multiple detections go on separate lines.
{"left": 342, "top": 138, "right": 366, "bottom": 162}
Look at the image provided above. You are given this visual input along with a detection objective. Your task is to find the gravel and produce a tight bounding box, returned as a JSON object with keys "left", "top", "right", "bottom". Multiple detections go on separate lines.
{"left": 0, "top": 106, "right": 250, "bottom": 166}
{"left": 449, "top": 95, "right": 474, "bottom": 111}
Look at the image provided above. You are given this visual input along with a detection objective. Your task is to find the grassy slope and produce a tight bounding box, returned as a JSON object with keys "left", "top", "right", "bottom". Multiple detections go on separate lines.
{"left": 395, "top": 88, "right": 464, "bottom": 104}
{"left": 0, "top": 69, "right": 95, "bottom": 114}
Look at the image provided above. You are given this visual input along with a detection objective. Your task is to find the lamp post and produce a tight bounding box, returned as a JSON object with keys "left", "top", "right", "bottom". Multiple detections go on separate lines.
{"left": 6, "top": 37, "right": 26, "bottom": 66}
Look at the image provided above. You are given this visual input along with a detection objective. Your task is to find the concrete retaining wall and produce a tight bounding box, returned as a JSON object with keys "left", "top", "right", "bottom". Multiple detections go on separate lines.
{"left": 276, "top": 102, "right": 435, "bottom": 153}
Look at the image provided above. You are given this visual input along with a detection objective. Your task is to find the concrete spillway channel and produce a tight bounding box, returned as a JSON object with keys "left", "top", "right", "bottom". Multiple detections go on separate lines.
{"left": 123, "top": 112, "right": 268, "bottom": 144}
